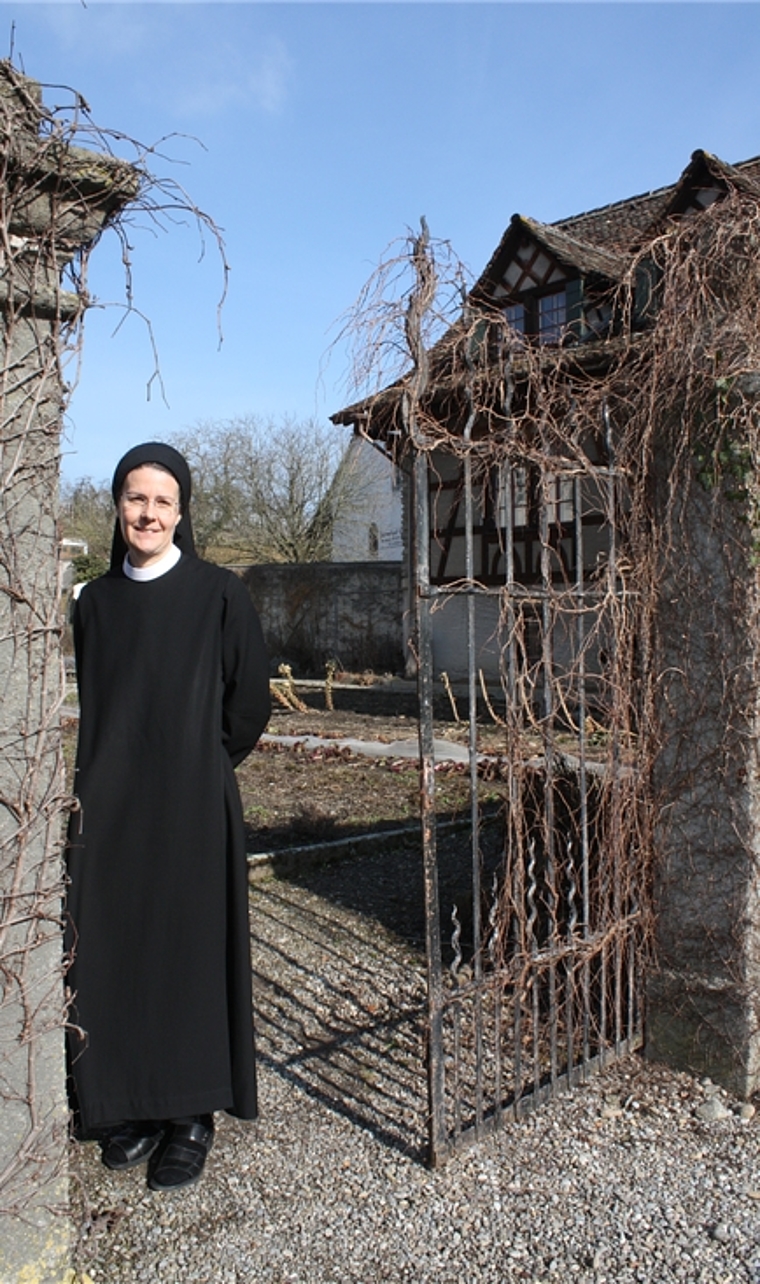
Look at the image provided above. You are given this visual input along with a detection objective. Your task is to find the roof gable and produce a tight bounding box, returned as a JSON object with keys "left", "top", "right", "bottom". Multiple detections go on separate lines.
{"left": 554, "top": 152, "right": 760, "bottom": 252}
{"left": 331, "top": 150, "right": 760, "bottom": 433}
{"left": 473, "top": 151, "right": 760, "bottom": 312}
{"left": 661, "top": 149, "right": 760, "bottom": 222}
{"left": 479, "top": 214, "right": 628, "bottom": 306}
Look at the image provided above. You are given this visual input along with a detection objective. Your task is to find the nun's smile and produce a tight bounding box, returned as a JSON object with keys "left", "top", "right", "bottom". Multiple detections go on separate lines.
{"left": 118, "top": 465, "right": 182, "bottom": 568}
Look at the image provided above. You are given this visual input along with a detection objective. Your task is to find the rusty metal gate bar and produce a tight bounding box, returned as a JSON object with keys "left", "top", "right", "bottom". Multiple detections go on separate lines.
{"left": 413, "top": 421, "right": 646, "bottom": 1168}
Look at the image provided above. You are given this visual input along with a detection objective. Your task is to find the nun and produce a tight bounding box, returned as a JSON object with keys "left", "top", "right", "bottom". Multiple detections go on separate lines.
{"left": 66, "top": 442, "right": 271, "bottom": 1191}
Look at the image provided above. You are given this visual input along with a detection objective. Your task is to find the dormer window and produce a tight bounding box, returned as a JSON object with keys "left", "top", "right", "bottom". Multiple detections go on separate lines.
{"left": 504, "top": 289, "right": 568, "bottom": 346}
{"left": 505, "top": 302, "right": 525, "bottom": 334}
{"left": 538, "top": 290, "right": 566, "bottom": 345}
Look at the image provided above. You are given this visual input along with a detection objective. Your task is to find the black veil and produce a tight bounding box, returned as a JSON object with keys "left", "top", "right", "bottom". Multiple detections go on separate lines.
{"left": 109, "top": 441, "right": 197, "bottom": 570}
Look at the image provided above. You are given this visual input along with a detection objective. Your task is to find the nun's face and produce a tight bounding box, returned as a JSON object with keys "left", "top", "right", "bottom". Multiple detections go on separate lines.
{"left": 118, "top": 465, "right": 182, "bottom": 568}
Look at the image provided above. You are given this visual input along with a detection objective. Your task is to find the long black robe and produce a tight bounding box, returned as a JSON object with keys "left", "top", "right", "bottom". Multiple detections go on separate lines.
{"left": 66, "top": 555, "right": 270, "bottom": 1133}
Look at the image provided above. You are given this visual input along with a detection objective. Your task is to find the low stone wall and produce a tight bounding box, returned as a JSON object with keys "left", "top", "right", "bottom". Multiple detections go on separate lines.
{"left": 240, "top": 560, "right": 405, "bottom": 676}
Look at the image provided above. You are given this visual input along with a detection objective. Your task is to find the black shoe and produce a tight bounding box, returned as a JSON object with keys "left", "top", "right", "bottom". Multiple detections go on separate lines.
{"left": 101, "top": 1122, "right": 165, "bottom": 1170}
{"left": 147, "top": 1116, "right": 214, "bottom": 1192}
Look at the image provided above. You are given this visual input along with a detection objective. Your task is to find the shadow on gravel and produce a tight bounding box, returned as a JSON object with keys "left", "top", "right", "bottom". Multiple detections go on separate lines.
{"left": 247, "top": 812, "right": 423, "bottom": 855}
{"left": 269, "top": 820, "right": 505, "bottom": 956}
{"left": 250, "top": 824, "right": 504, "bottom": 1165}
{"left": 251, "top": 868, "right": 430, "bottom": 1163}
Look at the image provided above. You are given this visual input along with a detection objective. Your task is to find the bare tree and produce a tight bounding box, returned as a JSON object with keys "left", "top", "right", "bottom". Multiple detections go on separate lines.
{"left": 59, "top": 476, "right": 114, "bottom": 576}
{"left": 169, "top": 415, "right": 365, "bottom": 563}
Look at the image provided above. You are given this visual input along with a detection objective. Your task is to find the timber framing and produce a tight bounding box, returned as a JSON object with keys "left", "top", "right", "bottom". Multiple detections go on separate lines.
{"left": 332, "top": 149, "right": 760, "bottom": 447}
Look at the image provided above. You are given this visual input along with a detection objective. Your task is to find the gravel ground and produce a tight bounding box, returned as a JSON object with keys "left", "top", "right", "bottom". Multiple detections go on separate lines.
{"left": 70, "top": 856, "right": 760, "bottom": 1284}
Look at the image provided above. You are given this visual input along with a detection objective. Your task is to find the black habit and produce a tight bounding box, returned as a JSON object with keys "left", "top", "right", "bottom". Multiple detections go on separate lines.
{"left": 66, "top": 554, "right": 270, "bottom": 1133}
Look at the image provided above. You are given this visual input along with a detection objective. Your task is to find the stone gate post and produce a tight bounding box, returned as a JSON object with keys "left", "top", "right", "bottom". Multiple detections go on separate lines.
{"left": 648, "top": 389, "right": 760, "bottom": 1099}
{"left": 0, "top": 64, "right": 136, "bottom": 1282}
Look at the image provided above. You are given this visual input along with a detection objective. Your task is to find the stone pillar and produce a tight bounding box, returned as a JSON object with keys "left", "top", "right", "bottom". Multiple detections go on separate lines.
{"left": 648, "top": 394, "right": 760, "bottom": 1098}
{"left": 0, "top": 64, "right": 136, "bottom": 1282}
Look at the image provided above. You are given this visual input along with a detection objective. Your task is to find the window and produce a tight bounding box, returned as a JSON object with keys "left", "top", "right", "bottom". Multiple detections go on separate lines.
{"left": 495, "top": 465, "right": 572, "bottom": 530}
{"left": 545, "top": 473, "right": 574, "bottom": 525}
{"left": 495, "top": 465, "right": 529, "bottom": 529}
{"left": 538, "top": 290, "right": 567, "bottom": 344}
{"left": 505, "top": 302, "right": 526, "bottom": 335}
{"left": 503, "top": 289, "right": 568, "bottom": 346}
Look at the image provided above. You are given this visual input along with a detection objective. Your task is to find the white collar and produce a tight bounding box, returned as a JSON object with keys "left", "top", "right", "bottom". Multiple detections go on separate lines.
{"left": 123, "top": 543, "right": 182, "bottom": 582}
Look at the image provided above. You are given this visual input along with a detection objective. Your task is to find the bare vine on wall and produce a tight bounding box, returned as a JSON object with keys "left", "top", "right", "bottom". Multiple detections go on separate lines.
{"left": 0, "top": 60, "right": 228, "bottom": 1239}
{"left": 338, "top": 183, "right": 760, "bottom": 1082}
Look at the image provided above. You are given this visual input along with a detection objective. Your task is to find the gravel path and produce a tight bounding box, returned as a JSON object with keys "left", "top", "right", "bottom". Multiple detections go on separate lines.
{"left": 70, "top": 855, "right": 760, "bottom": 1284}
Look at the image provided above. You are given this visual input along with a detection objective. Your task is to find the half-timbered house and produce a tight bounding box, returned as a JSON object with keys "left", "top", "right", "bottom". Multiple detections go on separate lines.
{"left": 331, "top": 152, "right": 760, "bottom": 1142}
{"left": 332, "top": 150, "right": 760, "bottom": 682}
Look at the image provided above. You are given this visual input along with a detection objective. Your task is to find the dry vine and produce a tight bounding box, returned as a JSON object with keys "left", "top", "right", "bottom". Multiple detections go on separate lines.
{"left": 0, "top": 59, "right": 227, "bottom": 1259}
{"left": 338, "top": 180, "right": 760, "bottom": 1114}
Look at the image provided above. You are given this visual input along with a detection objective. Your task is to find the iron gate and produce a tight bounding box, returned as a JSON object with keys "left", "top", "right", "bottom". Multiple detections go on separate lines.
{"left": 412, "top": 419, "right": 648, "bottom": 1167}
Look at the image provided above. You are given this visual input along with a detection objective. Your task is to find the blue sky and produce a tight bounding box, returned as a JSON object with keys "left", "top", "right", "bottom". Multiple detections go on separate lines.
{"left": 7, "top": 2, "right": 760, "bottom": 481}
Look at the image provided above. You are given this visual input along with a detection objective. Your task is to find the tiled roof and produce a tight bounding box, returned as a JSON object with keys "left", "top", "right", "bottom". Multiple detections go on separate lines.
{"left": 555, "top": 151, "right": 760, "bottom": 250}
{"left": 662, "top": 151, "right": 760, "bottom": 219}
{"left": 473, "top": 150, "right": 760, "bottom": 305}
{"left": 556, "top": 187, "right": 672, "bottom": 252}
{"left": 331, "top": 150, "right": 760, "bottom": 429}
{"left": 520, "top": 217, "right": 628, "bottom": 279}
{"left": 476, "top": 214, "right": 628, "bottom": 301}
